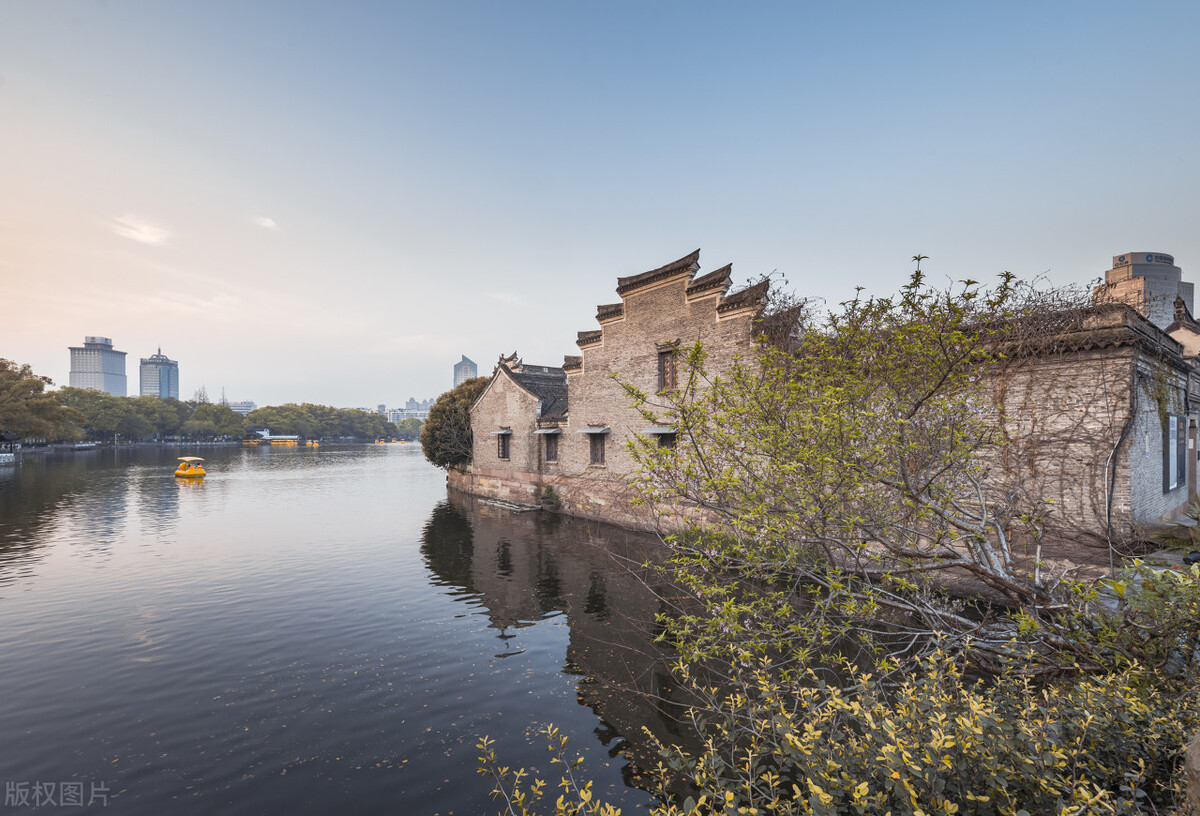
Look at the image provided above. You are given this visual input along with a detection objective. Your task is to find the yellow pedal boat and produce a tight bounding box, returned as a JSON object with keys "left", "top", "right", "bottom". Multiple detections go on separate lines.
{"left": 175, "top": 457, "right": 206, "bottom": 478}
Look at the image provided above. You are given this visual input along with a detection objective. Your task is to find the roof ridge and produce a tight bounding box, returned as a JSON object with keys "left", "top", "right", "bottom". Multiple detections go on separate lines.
{"left": 616, "top": 249, "right": 701, "bottom": 295}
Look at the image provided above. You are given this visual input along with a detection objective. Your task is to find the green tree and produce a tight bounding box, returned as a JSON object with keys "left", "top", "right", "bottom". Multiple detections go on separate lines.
{"left": 623, "top": 272, "right": 1154, "bottom": 677}
{"left": 421, "top": 377, "right": 487, "bottom": 468}
{"left": 396, "top": 417, "right": 422, "bottom": 440}
{"left": 131, "top": 395, "right": 192, "bottom": 438}
{"left": 183, "top": 403, "right": 245, "bottom": 439}
{"left": 58, "top": 387, "right": 131, "bottom": 441}
{"left": 0, "top": 359, "right": 81, "bottom": 441}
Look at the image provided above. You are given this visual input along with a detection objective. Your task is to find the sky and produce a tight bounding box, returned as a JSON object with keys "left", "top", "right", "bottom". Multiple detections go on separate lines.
{"left": 3, "top": 1, "right": 1199, "bottom": 409}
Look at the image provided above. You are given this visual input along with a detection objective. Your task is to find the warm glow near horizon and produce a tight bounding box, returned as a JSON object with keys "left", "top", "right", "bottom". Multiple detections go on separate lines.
{"left": 4, "top": 2, "right": 1199, "bottom": 407}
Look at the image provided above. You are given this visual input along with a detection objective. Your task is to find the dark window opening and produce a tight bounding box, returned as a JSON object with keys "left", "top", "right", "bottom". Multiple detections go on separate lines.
{"left": 497, "top": 433, "right": 510, "bottom": 460}
{"left": 657, "top": 432, "right": 677, "bottom": 449}
{"left": 1164, "top": 414, "right": 1186, "bottom": 492}
{"left": 544, "top": 433, "right": 558, "bottom": 462}
{"left": 589, "top": 433, "right": 606, "bottom": 466}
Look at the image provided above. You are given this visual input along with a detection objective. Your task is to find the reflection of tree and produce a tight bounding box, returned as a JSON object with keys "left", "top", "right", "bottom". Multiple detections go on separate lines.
{"left": 421, "top": 490, "right": 696, "bottom": 781}
{"left": 0, "top": 451, "right": 127, "bottom": 583}
{"left": 419, "top": 500, "right": 477, "bottom": 593}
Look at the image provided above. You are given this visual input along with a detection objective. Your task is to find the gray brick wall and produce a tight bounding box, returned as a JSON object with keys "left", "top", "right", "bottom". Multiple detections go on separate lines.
{"left": 985, "top": 345, "right": 1193, "bottom": 545}
{"left": 560, "top": 272, "right": 758, "bottom": 479}
{"left": 471, "top": 368, "right": 543, "bottom": 475}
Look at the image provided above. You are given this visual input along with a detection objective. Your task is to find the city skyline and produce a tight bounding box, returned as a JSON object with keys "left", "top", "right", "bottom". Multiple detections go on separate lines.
{"left": 5, "top": 2, "right": 1199, "bottom": 406}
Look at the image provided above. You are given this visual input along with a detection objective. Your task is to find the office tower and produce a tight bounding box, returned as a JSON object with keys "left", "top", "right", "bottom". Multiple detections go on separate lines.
{"left": 453, "top": 355, "right": 477, "bottom": 387}
{"left": 1095, "top": 252, "right": 1192, "bottom": 329}
{"left": 139, "top": 348, "right": 180, "bottom": 399}
{"left": 68, "top": 336, "right": 127, "bottom": 396}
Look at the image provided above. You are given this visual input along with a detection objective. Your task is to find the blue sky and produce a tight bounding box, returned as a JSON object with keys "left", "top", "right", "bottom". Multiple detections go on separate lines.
{"left": 3, "top": 1, "right": 1198, "bottom": 407}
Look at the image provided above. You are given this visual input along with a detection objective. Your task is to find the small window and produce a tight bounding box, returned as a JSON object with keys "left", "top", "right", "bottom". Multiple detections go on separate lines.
{"left": 545, "top": 433, "right": 558, "bottom": 463}
{"left": 498, "top": 433, "right": 510, "bottom": 461}
{"left": 1164, "top": 414, "right": 1186, "bottom": 491}
{"left": 589, "top": 433, "right": 606, "bottom": 466}
{"left": 657, "top": 349, "right": 678, "bottom": 392}
{"left": 657, "top": 432, "right": 677, "bottom": 450}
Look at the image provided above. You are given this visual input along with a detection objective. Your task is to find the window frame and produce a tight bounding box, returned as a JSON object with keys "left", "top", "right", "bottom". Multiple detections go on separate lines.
{"left": 589, "top": 432, "right": 606, "bottom": 466}
{"left": 497, "top": 432, "right": 511, "bottom": 461}
{"left": 1164, "top": 413, "right": 1187, "bottom": 492}
{"left": 544, "top": 432, "right": 558, "bottom": 463}
{"left": 657, "top": 347, "right": 678, "bottom": 393}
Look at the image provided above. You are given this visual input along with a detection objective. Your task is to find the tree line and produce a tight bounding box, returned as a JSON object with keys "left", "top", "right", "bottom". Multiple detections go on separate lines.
{"left": 0, "top": 359, "right": 416, "bottom": 443}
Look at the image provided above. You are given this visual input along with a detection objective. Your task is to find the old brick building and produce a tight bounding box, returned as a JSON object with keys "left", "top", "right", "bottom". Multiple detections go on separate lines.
{"left": 455, "top": 250, "right": 768, "bottom": 528}
{"left": 985, "top": 303, "right": 1198, "bottom": 550}
{"left": 456, "top": 251, "right": 1200, "bottom": 546}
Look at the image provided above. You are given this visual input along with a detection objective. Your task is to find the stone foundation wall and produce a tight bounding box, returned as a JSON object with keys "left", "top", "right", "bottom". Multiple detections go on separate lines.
{"left": 448, "top": 465, "right": 705, "bottom": 533}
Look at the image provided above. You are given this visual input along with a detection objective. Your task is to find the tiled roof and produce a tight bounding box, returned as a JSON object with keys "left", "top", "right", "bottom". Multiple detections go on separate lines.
{"left": 596, "top": 303, "right": 624, "bottom": 321}
{"left": 616, "top": 249, "right": 701, "bottom": 295}
{"left": 577, "top": 330, "right": 602, "bottom": 347}
{"left": 510, "top": 366, "right": 569, "bottom": 421}
{"left": 718, "top": 279, "right": 769, "bottom": 314}
{"left": 991, "top": 302, "right": 1184, "bottom": 359}
{"left": 562, "top": 355, "right": 582, "bottom": 372}
{"left": 687, "top": 263, "right": 732, "bottom": 297}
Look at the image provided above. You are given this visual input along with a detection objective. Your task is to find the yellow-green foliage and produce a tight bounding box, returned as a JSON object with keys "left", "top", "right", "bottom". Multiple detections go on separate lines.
{"left": 479, "top": 569, "right": 1200, "bottom": 816}
{"left": 478, "top": 726, "right": 622, "bottom": 816}
{"left": 647, "top": 650, "right": 1198, "bottom": 816}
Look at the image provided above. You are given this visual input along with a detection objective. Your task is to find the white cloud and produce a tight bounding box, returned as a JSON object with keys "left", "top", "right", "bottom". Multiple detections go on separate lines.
{"left": 252, "top": 215, "right": 280, "bottom": 230}
{"left": 110, "top": 215, "right": 170, "bottom": 246}
{"left": 487, "top": 292, "right": 525, "bottom": 306}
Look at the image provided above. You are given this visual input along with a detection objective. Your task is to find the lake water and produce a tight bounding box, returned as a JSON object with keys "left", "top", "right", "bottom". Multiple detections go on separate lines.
{"left": 0, "top": 445, "right": 679, "bottom": 814}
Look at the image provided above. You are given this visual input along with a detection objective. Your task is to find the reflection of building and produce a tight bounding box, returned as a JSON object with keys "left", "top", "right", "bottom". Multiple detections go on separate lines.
{"left": 139, "top": 348, "right": 179, "bottom": 399}
{"left": 423, "top": 491, "right": 690, "bottom": 769}
{"left": 69, "top": 336, "right": 127, "bottom": 396}
{"left": 453, "top": 355, "right": 477, "bottom": 387}
{"left": 1095, "top": 252, "right": 1193, "bottom": 330}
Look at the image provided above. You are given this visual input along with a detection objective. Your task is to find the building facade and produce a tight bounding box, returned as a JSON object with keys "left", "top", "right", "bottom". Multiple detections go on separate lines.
{"left": 459, "top": 250, "right": 768, "bottom": 528}
{"left": 139, "top": 348, "right": 179, "bottom": 399}
{"left": 68, "top": 336, "right": 127, "bottom": 396}
{"left": 983, "top": 303, "right": 1198, "bottom": 548}
{"left": 453, "top": 356, "right": 478, "bottom": 387}
{"left": 226, "top": 400, "right": 257, "bottom": 416}
{"left": 457, "top": 250, "right": 1200, "bottom": 547}
{"left": 1095, "top": 251, "right": 1193, "bottom": 330}
{"left": 383, "top": 397, "right": 434, "bottom": 423}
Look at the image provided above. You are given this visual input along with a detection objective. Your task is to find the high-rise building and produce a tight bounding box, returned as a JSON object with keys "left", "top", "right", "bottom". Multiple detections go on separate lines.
{"left": 453, "top": 355, "right": 477, "bottom": 387}
{"left": 139, "top": 348, "right": 180, "bottom": 399}
{"left": 69, "top": 336, "right": 127, "bottom": 396}
{"left": 1095, "top": 252, "right": 1193, "bottom": 329}
{"left": 226, "top": 400, "right": 257, "bottom": 416}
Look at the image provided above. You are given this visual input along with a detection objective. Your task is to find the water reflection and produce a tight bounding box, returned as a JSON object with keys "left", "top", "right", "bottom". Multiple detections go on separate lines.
{"left": 422, "top": 491, "right": 692, "bottom": 775}
{"left": 0, "top": 447, "right": 684, "bottom": 812}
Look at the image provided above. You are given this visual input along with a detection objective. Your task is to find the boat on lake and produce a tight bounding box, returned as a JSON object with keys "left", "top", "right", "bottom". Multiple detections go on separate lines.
{"left": 174, "top": 457, "right": 206, "bottom": 478}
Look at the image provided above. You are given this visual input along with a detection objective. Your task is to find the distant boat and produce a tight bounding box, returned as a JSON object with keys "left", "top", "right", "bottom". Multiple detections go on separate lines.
{"left": 174, "top": 457, "right": 206, "bottom": 479}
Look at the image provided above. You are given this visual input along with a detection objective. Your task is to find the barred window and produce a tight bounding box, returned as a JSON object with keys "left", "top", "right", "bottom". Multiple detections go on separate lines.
{"left": 657, "top": 349, "right": 677, "bottom": 392}
{"left": 589, "top": 433, "right": 605, "bottom": 466}
{"left": 545, "top": 433, "right": 558, "bottom": 462}
{"left": 498, "top": 433, "right": 510, "bottom": 460}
